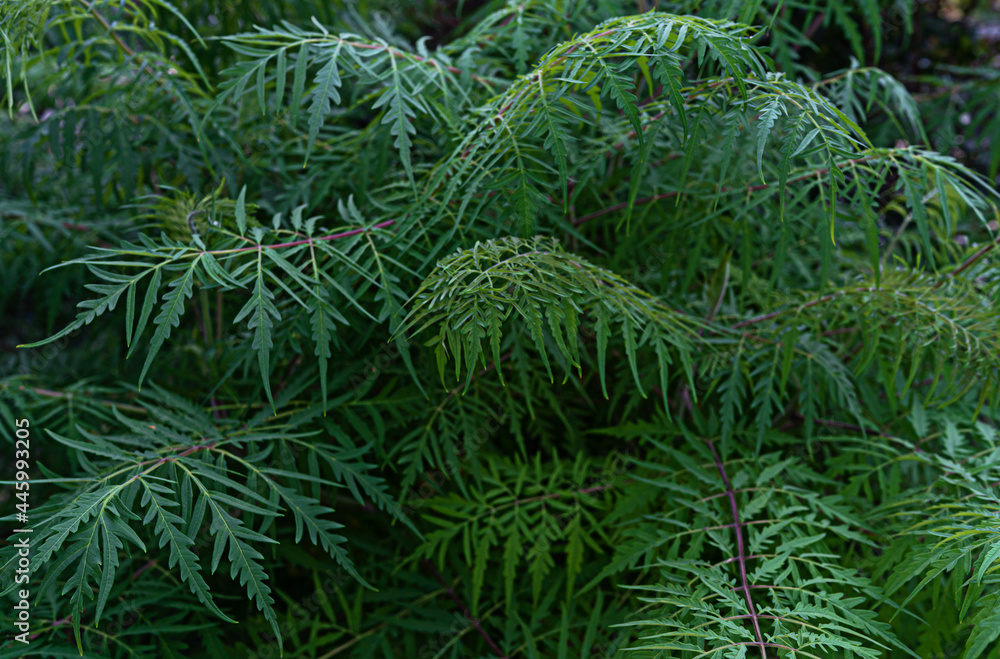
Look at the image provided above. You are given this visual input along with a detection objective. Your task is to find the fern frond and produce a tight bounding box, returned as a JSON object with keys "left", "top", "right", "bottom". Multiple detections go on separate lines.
{"left": 402, "top": 236, "right": 708, "bottom": 399}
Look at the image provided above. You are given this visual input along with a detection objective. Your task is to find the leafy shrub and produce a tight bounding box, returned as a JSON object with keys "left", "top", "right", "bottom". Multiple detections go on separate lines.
{"left": 2, "top": 1, "right": 1000, "bottom": 657}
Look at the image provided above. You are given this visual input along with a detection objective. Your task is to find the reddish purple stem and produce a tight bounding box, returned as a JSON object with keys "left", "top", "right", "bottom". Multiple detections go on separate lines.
{"left": 421, "top": 560, "right": 507, "bottom": 658}
{"left": 224, "top": 220, "right": 395, "bottom": 253}
{"left": 707, "top": 439, "right": 767, "bottom": 659}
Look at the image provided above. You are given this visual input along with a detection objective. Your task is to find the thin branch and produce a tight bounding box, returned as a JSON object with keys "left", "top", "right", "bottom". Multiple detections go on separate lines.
{"left": 421, "top": 560, "right": 508, "bottom": 658}
{"left": 572, "top": 191, "right": 679, "bottom": 226}
{"left": 510, "top": 482, "right": 620, "bottom": 505}
{"left": 218, "top": 220, "right": 394, "bottom": 254}
{"left": 17, "top": 386, "right": 147, "bottom": 413}
{"left": 77, "top": 0, "right": 157, "bottom": 79}
{"left": 572, "top": 156, "right": 876, "bottom": 226}
{"left": 937, "top": 232, "right": 1000, "bottom": 285}
{"left": 324, "top": 37, "right": 488, "bottom": 85}
{"left": 707, "top": 438, "right": 767, "bottom": 659}
{"left": 732, "top": 290, "right": 854, "bottom": 329}
{"left": 792, "top": 12, "right": 826, "bottom": 53}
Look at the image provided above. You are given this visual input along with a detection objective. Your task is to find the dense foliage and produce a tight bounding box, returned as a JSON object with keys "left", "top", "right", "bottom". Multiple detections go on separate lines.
{"left": 2, "top": 0, "right": 1000, "bottom": 657}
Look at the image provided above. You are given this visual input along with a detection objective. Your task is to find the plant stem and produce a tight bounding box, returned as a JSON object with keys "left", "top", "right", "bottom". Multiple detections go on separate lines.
{"left": 421, "top": 560, "right": 508, "bottom": 658}
{"left": 707, "top": 438, "right": 767, "bottom": 658}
